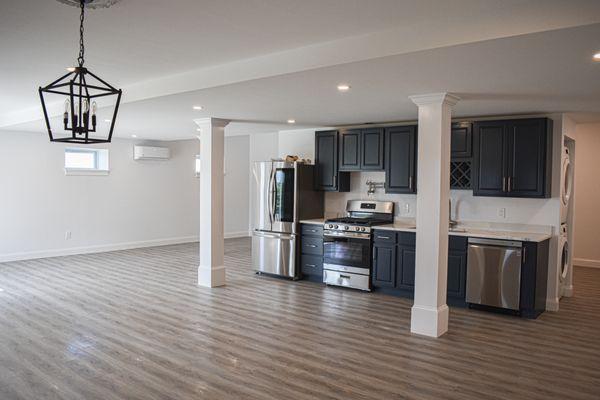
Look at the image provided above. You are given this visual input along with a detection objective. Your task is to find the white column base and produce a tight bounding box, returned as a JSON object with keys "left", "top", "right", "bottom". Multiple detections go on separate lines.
{"left": 198, "top": 265, "right": 226, "bottom": 288}
{"left": 410, "top": 304, "right": 449, "bottom": 338}
{"left": 562, "top": 285, "right": 574, "bottom": 298}
{"left": 546, "top": 297, "right": 560, "bottom": 311}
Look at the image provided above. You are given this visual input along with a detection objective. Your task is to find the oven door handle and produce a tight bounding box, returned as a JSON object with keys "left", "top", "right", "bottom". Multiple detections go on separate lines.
{"left": 323, "top": 231, "right": 371, "bottom": 239}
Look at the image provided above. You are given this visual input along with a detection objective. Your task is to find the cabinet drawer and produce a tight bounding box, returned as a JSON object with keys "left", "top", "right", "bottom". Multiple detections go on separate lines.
{"left": 373, "top": 230, "right": 396, "bottom": 244}
{"left": 449, "top": 235, "right": 468, "bottom": 251}
{"left": 301, "top": 224, "right": 323, "bottom": 236}
{"left": 398, "top": 232, "right": 416, "bottom": 246}
{"left": 301, "top": 237, "right": 323, "bottom": 255}
{"left": 301, "top": 254, "right": 323, "bottom": 276}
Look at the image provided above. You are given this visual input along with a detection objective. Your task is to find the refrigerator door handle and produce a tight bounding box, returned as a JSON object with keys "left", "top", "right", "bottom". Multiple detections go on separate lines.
{"left": 267, "top": 166, "right": 275, "bottom": 225}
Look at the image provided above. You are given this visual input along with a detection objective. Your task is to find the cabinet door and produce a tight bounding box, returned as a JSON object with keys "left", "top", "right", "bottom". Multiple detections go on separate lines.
{"left": 473, "top": 121, "right": 507, "bottom": 196}
{"left": 315, "top": 130, "right": 338, "bottom": 191}
{"left": 396, "top": 246, "right": 416, "bottom": 290}
{"left": 506, "top": 119, "right": 548, "bottom": 198}
{"left": 385, "top": 126, "right": 417, "bottom": 193}
{"left": 372, "top": 244, "right": 396, "bottom": 288}
{"left": 361, "top": 128, "right": 384, "bottom": 170}
{"left": 447, "top": 251, "right": 467, "bottom": 299}
{"left": 339, "top": 129, "right": 361, "bottom": 171}
{"left": 451, "top": 122, "right": 473, "bottom": 159}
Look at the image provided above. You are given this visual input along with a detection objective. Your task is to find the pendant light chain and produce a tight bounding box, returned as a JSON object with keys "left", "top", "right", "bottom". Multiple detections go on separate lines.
{"left": 77, "top": 0, "right": 85, "bottom": 67}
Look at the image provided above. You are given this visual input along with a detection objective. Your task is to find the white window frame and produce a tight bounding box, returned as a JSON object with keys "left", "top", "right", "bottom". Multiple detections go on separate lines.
{"left": 64, "top": 148, "right": 110, "bottom": 176}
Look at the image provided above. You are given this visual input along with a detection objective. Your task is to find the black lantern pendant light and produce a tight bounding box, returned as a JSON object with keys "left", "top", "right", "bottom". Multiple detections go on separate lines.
{"left": 39, "top": 0, "right": 122, "bottom": 144}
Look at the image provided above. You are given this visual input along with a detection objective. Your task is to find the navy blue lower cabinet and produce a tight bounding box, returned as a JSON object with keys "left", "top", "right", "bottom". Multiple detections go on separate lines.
{"left": 372, "top": 244, "right": 396, "bottom": 288}
{"left": 519, "top": 239, "right": 549, "bottom": 319}
{"left": 299, "top": 224, "right": 324, "bottom": 283}
{"left": 371, "top": 231, "right": 468, "bottom": 306}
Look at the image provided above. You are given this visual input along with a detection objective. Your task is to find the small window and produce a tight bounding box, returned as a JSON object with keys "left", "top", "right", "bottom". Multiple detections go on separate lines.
{"left": 65, "top": 148, "right": 109, "bottom": 176}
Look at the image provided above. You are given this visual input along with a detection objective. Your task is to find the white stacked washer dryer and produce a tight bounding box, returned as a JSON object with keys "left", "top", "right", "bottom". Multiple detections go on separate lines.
{"left": 560, "top": 146, "right": 573, "bottom": 297}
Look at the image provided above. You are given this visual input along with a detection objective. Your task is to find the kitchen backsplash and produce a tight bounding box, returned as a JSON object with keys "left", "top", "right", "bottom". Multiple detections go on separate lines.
{"left": 324, "top": 171, "right": 556, "bottom": 228}
{"left": 325, "top": 172, "right": 417, "bottom": 218}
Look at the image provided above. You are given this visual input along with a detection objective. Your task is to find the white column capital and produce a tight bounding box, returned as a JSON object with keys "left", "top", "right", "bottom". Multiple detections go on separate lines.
{"left": 193, "top": 117, "right": 231, "bottom": 130}
{"left": 409, "top": 92, "right": 460, "bottom": 107}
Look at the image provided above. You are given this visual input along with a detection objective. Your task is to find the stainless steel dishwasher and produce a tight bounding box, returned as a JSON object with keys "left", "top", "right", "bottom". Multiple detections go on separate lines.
{"left": 466, "top": 238, "right": 523, "bottom": 311}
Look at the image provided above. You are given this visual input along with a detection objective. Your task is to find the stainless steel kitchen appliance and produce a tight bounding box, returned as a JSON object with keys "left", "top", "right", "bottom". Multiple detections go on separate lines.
{"left": 252, "top": 161, "right": 323, "bottom": 278}
{"left": 466, "top": 238, "right": 523, "bottom": 310}
{"left": 323, "top": 200, "right": 394, "bottom": 291}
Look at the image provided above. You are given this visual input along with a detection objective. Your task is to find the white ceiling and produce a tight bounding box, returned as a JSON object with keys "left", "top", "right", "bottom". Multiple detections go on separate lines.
{"left": 1, "top": 0, "right": 600, "bottom": 139}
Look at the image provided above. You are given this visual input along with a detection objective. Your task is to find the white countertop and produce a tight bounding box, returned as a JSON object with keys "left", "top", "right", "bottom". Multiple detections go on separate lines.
{"left": 299, "top": 219, "right": 552, "bottom": 243}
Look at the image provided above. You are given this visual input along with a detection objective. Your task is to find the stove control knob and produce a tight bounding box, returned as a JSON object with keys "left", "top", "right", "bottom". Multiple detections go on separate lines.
{"left": 327, "top": 224, "right": 333, "bottom": 229}
{"left": 361, "top": 227, "right": 366, "bottom": 232}
{"left": 355, "top": 226, "right": 361, "bottom": 231}
{"left": 334, "top": 225, "right": 339, "bottom": 229}
{"left": 343, "top": 226, "right": 349, "bottom": 230}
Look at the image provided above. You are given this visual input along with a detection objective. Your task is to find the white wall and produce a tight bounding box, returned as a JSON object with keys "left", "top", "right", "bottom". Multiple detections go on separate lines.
{"left": 0, "top": 132, "right": 200, "bottom": 261}
{"left": 571, "top": 122, "right": 600, "bottom": 267}
{"left": 278, "top": 129, "right": 316, "bottom": 161}
{"left": 224, "top": 135, "right": 250, "bottom": 237}
{"left": 0, "top": 131, "right": 252, "bottom": 261}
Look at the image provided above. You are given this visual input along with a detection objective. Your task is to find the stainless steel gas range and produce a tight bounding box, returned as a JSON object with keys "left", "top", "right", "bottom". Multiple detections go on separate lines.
{"left": 322, "top": 200, "right": 394, "bottom": 291}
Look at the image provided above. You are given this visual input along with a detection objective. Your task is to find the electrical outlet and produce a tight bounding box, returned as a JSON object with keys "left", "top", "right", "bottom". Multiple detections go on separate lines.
{"left": 65, "top": 231, "right": 72, "bottom": 240}
{"left": 498, "top": 208, "right": 506, "bottom": 219}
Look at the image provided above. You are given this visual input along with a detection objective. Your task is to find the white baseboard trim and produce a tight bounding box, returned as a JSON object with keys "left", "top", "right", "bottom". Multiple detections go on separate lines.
{"left": 224, "top": 231, "right": 251, "bottom": 239}
{"left": 573, "top": 258, "right": 600, "bottom": 268}
{"left": 0, "top": 236, "right": 199, "bottom": 263}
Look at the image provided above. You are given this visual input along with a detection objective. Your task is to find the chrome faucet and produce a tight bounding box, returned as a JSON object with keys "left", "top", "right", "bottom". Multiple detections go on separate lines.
{"left": 449, "top": 198, "right": 458, "bottom": 228}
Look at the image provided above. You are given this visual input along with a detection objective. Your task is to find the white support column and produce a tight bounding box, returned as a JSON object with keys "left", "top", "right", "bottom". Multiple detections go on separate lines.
{"left": 409, "top": 93, "right": 460, "bottom": 338}
{"left": 194, "top": 117, "right": 230, "bottom": 288}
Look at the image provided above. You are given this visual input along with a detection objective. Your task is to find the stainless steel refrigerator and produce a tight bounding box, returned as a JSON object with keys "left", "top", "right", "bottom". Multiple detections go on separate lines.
{"left": 251, "top": 161, "right": 323, "bottom": 278}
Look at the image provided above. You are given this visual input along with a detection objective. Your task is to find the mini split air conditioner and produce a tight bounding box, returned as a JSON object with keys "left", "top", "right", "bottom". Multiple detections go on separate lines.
{"left": 133, "top": 145, "right": 170, "bottom": 160}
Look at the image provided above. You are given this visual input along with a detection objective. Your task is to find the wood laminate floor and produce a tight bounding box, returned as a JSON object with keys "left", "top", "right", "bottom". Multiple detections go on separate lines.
{"left": 0, "top": 238, "right": 599, "bottom": 400}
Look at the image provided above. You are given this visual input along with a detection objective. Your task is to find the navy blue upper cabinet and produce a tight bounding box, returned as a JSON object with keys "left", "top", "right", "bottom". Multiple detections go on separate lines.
{"left": 473, "top": 118, "right": 552, "bottom": 198}
{"left": 451, "top": 122, "right": 473, "bottom": 159}
{"left": 384, "top": 126, "right": 417, "bottom": 194}
{"left": 315, "top": 130, "right": 351, "bottom": 192}
{"left": 339, "top": 128, "right": 384, "bottom": 171}
{"left": 339, "top": 129, "right": 361, "bottom": 170}
{"left": 361, "top": 128, "right": 385, "bottom": 170}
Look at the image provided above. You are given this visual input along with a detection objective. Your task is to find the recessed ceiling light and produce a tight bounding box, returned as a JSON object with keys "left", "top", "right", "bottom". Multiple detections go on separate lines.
{"left": 196, "top": 128, "right": 202, "bottom": 132}
{"left": 193, "top": 105, "right": 203, "bottom": 110}
{"left": 104, "top": 119, "right": 111, "bottom": 123}
{"left": 594, "top": 52, "right": 600, "bottom": 61}
{"left": 131, "top": 134, "right": 137, "bottom": 138}
{"left": 287, "top": 119, "right": 296, "bottom": 124}
{"left": 337, "top": 84, "right": 351, "bottom": 92}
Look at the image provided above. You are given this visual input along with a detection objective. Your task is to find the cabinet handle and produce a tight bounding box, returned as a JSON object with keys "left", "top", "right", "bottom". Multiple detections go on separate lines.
{"left": 409, "top": 176, "right": 413, "bottom": 190}
{"left": 306, "top": 244, "right": 317, "bottom": 248}
{"left": 339, "top": 274, "right": 351, "bottom": 280}
{"left": 508, "top": 177, "right": 512, "bottom": 193}
{"left": 502, "top": 177, "right": 506, "bottom": 192}
{"left": 305, "top": 264, "right": 317, "bottom": 268}
{"left": 377, "top": 236, "right": 391, "bottom": 240}
{"left": 522, "top": 247, "right": 526, "bottom": 264}
{"left": 333, "top": 174, "right": 337, "bottom": 187}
